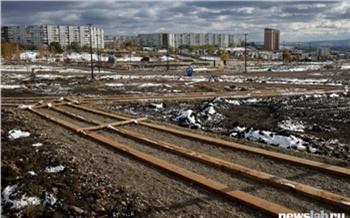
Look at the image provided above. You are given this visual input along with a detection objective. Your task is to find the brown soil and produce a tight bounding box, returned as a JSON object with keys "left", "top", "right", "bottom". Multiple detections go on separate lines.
{"left": 1, "top": 69, "right": 350, "bottom": 218}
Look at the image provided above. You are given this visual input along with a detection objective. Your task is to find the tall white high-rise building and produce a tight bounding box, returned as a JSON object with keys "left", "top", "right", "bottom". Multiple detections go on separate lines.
{"left": 137, "top": 33, "right": 242, "bottom": 49}
{"left": 1, "top": 25, "right": 104, "bottom": 48}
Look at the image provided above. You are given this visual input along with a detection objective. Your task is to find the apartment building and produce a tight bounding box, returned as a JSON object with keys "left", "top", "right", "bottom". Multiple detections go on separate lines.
{"left": 317, "top": 46, "right": 330, "bottom": 58}
{"left": 137, "top": 33, "right": 169, "bottom": 48}
{"left": 264, "top": 28, "right": 280, "bottom": 51}
{"left": 137, "top": 33, "right": 242, "bottom": 49}
{"left": 1, "top": 25, "right": 104, "bottom": 49}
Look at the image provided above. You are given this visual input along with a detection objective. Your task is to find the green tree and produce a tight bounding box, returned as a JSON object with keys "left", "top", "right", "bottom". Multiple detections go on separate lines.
{"left": 1, "top": 38, "right": 14, "bottom": 60}
{"left": 49, "top": 42, "right": 64, "bottom": 54}
{"left": 124, "top": 39, "right": 138, "bottom": 51}
{"left": 220, "top": 53, "right": 229, "bottom": 65}
{"left": 187, "top": 45, "right": 195, "bottom": 53}
{"left": 284, "top": 49, "right": 292, "bottom": 62}
{"left": 168, "top": 46, "right": 174, "bottom": 54}
{"left": 82, "top": 45, "right": 90, "bottom": 52}
{"left": 50, "top": 46, "right": 56, "bottom": 57}
{"left": 67, "top": 41, "right": 82, "bottom": 53}
{"left": 37, "top": 45, "right": 46, "bottom": 58}
{"left": 229, "top": 42, "right": 236, "bottom": 48}
{"left": 205, "top": 44, "right": 219, "bottom": 55}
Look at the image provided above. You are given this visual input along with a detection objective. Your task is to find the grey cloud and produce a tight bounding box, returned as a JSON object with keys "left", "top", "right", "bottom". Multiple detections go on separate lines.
{"left": 1, "top": 1, "right": 348, "bottom": 42}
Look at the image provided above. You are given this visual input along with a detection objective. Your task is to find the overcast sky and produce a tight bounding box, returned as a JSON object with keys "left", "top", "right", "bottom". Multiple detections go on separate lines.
{"left": 1, "top": 0, "right": 349, "bottom": 42}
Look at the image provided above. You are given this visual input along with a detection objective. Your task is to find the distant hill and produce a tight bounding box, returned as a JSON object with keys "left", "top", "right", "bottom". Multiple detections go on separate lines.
{"left": 302, "top": 39, "right": 350, "bottom": 47}
{"left": 282, "top": 39, "right": 350, "bottom": 51}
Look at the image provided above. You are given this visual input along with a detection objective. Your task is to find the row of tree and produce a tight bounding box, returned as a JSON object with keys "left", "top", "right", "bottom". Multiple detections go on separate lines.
{"left": 2, "top": 37, "right": 294, "bottom": 63}
{"left": 1, "top": 38, "right": 98, "bottom": 61}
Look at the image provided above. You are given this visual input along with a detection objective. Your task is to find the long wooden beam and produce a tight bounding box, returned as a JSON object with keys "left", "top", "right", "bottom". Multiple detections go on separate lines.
{"left": 28, "top": 107, "right": 297, "bottom": 216}
{"left": 108, "top": 125, "right": 350, "bottom": 211}
{"left": 66, "top": 103, "right": 350, "bottom": 178}
{"left": 140, "top": 122, "right": 350, "bottom": 178}
{"left": 47, "top": 104, "right": 350, "bottom": 210}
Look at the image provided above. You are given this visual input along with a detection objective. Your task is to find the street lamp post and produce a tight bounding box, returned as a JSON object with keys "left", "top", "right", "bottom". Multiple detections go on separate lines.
{"left": 87, "top": 24, "right": 94, "bottom": 79}
{"left": 244, "top": 33, "right": 247, "bottom": 73}
{"left": 167, "top": 34, "right": 169, "bottom": 71}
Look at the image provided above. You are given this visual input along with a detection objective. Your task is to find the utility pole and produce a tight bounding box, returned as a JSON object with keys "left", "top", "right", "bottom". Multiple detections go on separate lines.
{"left": 244, "top": 33, "right": 247, "bottom": 73}
{"left": 97, "top": 33, "right": 101, "bottom": 73}
{"left": 87, "top": 24, "right": 94, "bottom": 79}
{"left": 167, "top": 34, "right": 169, "bottom": 71}
{"left": 283, "top": 41, "right": 285, "bottom": 65}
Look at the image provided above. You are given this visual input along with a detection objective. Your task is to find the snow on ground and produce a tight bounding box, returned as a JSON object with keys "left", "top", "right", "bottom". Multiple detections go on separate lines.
{"left": 8, "top": 130, "right": 30, "bottom": 140}
{"left": 1, "top": 184, "right": 41, "bottom": 210}
{"left": 219, "top": 75, "right": 348, "bottom": 86}
{"left": 278, "top": 119, "right": 305, "bottom": 132}
{"left": 230, "top": 126, "right": 317, "bottom": 153}
{"left": 32, "top": 143, "right": 43, "bottom": 147}
{"left": 16, "top": 51, "right": 178, "bottom": 63}
{"left": 45, "top": 165, "right": 65, "bottom": 173}
{"left": 0, "top": 85, "right": 23, "bottom": 89}
{"left": 173, "top": 109, "right": 202, "bottom": 129}
{"left": 2, "top": 128, "right": 64, "bottom": 211}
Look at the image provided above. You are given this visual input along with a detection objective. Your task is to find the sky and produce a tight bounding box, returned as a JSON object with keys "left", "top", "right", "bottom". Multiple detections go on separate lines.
{"left": 1, "top": 0, "right": 349, "bottom": 42}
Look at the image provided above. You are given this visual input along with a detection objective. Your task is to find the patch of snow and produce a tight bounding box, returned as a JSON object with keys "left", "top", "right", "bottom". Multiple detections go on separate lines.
{"left": 341, "top": 65, "right": 350, "bottom": 70}
{"left": 1, "top": 184, "right": 41, "bottom": 209}
{"left": 241, "top": 98, "right": 259, "bottom": 104}
{"left": 244, "top": 129, "right": 308, "bottom": 151}
{"left": 8, "top": 130, "right": 30, "bottom": 140}
{"left": 202, "top": 103, "right": 216, "bottom": 115}
{"left": 150, "top": 103, "right": 165, "bottom": 109}
{"left": 233, "top": 126, "right": 247, "bottom": 132}
{"left": 27, "top": 171, "right": 37, "bottom": 176}
{"left": 32, "top": 143, "right": 43, "bottom": 147}
{"left": 0, "top": 85, "right": 23, "bottom": 89}
{"left": 2, "top": 184, "right": 18, "bottom": 203}
{"left": 106, "top": 83, "right": 125, "bottom": 87}
{"left": 11, "top": 195, "right": 41, "bottom": 209}
{"left": 43, "top": 192, "right": 57, "bottom": 206}
{"left": 230, "top": 126, "right": 312, "bottom": 152}
{"left": 329, "top": 93, "right": 339, "bottom": 98}
{"left": 139, "top": 83, "right": 166, "bottom": 88}
{"left": 45, "top": 165, "right": 65, "bottom": 173}
{"left": 225, "top": 99, "right": 241, "bottom": 105}
{"left": 278, "top": 119, "right": 305, "bottom": 132}
{"left": 173, "top": 109, "right": 201, "bottom": 129}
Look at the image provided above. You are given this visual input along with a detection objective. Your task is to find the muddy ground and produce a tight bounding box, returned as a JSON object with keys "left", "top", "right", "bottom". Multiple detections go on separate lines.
{"left": 1, "top": 69, "right": 350, "bottom": 217}
{"left": 109, "top": 94, "right": 350, "bottom": 160}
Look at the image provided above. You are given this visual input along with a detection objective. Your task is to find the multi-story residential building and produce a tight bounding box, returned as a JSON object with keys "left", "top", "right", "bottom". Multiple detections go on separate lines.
{"left": 264, "top": 28, "right": 280, "bottom": 51}
{"left": 1, "top": 25, "right": 104, "bottom": 49}
{"left": 137, "top": 33, "right": 169, "bottom": 48}
{"left": 317, "top": 46, "right": 330, "bottom": 58}
{"left": 137, "top": 33, "right": 243, "bottom": 49}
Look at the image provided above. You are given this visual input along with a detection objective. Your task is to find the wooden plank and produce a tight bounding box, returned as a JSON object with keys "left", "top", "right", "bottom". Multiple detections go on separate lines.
{"left": 84, "top": 130, "right": 297, "bottom": 216}
{"left": 140, "top": 122, "right": 350, "bottom": 178}
{"left": 27, "top": 107, "right": 297, "bottom": 216}
{"left": 29, "top": 108, "right": 82, "bottom": 132}
{"left": 66, "top": 103, "right": 350, "bottom": 178}
{"left": 109, "top": 126, "right": 350, "bottom": 211}
{"left": 80, "top": 118, "right": 147, "bottom": 131}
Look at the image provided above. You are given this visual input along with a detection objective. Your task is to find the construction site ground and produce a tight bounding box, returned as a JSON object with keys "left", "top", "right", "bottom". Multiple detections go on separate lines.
{"left": 1, "top": 68, "right": 350, "bottom": 218}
